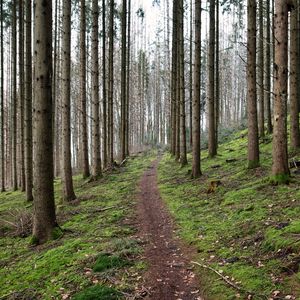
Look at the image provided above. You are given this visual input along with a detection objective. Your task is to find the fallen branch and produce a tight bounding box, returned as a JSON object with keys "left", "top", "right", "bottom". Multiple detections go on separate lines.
{"left": 87, "top": 206, "right": 121, "bottom": 214}
{"left": 191, "top": 261, "right": 243, "bottom": 292}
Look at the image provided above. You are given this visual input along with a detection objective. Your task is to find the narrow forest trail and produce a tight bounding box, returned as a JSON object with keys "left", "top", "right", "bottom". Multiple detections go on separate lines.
{"left": 136, "top": 159, "right": 203, "bottom": 300}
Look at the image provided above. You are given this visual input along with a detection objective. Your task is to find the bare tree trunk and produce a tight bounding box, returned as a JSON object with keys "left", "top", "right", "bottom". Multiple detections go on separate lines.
{"left": 102, "top": 0, "right": 107, "bottom": 168}
{"left": 80, "top": 0, "right": 90, "bottom": 178}
{"left": 120, "top": 0, "right": 127, "bottom": 161}
{"left": 32, "top": 0, "right": 57, "bottom": 244}
{"left": 171, "top": 1, "right": 178, "bottom": 156}
{"left": 19, "top": 0, "right": 25, "bottom": 191}
{"left": 192, "top": 0, "right": 201, "bottom": 178}
{"left": 247, "top": 0, "right": 259, "bottom": 169}
{"left": 12, "top": 0, "right": 17, "bottom": 190}
{"left": 0, "top": 0, "right": 4, "bottom": 192}
{"left": 265, "top": 0, "right": 272, "bottom": 134}
{"left": 178, "top": 0, "right": 187, "bottom": 166}
{"left": 61, "top": 0, "right": 76, "bottom": 201}
{"left": 91, "top": 0, "right": 102, "bottom": 178}
{"left": 189, "top": 0, "right": 193, "bottom": 148}
{"left": 126, "top": 0, "right": 131, "bottom": 156}
{"left": 25, "top": 0, "right": 33, "bottom": 200}
{"left": 290, "top": 3, "right": 300, "bottom": 149}
{"left": 258, "top": 0, "right": 265, "bottom": 137}
{"left": 108, "top": 0, "right": 114, "bottom": 165}
{"left": 271, "top": 0, "right": 289, "bottom": 183}
{"left": 208, "top": 0, "right": 216, "bottom": 158}
{"left": 215, "top": 0, "right": 219, "bottom": 147}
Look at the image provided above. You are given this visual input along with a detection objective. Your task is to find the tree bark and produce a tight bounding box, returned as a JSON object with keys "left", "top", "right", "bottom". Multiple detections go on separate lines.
{"left": 80, "top": 0, "right": 90, "bottom": 178}
{"left": 61, "top": 0, "right": 76, "bottom": 201}
{"left": 32, "top": 0, "right": 57, "bottom": 244}
{"left": 208, "top": 0, "right": 217, "bottom": 158}
{"left": 265, "top": 0, "right": 272, "bottom": 134}
{"left": 290, "top": 4, "right": 300, "bottom": 149}
{"left": 247, "top": 0, "right": 259, "bottom": 169}
{"left": 120, "top": 0, "right": 127, "bottom": 161}
{"left": 91, "top": 0, "right": 102, "bottom": 178}
{"left": 192, "top": 0, "right": 201, "bottom": 178}
{"left": 271, "top": 0, "right": 289, "bottom": 182}
{"left": 0, "top": 0, "right": 4, "bottom": 192}
{"left": 25, "top": 0, "right": 33, "bottom": 200}
{"left": 108, "top": 0, "right": 114, "bottom": 165}
{"left": 102, "top": 0, "right": 107, "bottom": 168}
{"left": 258, "top": 0, "right": 265, "bottom": 137}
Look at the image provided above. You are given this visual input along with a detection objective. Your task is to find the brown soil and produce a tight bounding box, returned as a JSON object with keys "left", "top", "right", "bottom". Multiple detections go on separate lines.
{"left": 136, "top": 159, "right": 203, "bottom": 300}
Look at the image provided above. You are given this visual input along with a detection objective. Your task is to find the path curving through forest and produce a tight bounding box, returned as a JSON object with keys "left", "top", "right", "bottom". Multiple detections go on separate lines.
{"left": 137, "top": 159, "right": 203, "bottom": 300}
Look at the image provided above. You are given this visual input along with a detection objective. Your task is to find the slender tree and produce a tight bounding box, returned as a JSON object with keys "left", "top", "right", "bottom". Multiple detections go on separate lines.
{"left": 265, "top": 0, "right": 272, "bottom": 134}
{"left": 0, "top": 0, "right": 4, "bottom": 192}
{"left": 91, "top": 0, "right": 102, "bottom": 178}
{"left": 208, "top": 0, "right": 217, "bottom": 158}
{"left": 271, "top": 0, "right": 290, "bottom": 182}
{"left": 80, "top": 0, "right": 90, "bottom": 178}
{"left": 247, "top": 0, "right": 259, "bottom": 169}
{"left": 179, "top": 0, "right": 187, "bottom": 165}
{"left": 290, "top": 3, "right": 300, "bottom": 149}
{"left": 32, "top": 0, "right": 57, "bottom": 244}
{"left": 120, "top": 0, "right": 127, "bottom": 161}
{"left": 12, "top": 0, "right": 17, "bottom": 190}
{"left": 258, "top": 0, "right": 265, "bottom": 137}
{"left": 61, "top": 0, "right": 76, "bottom": 201}
{"left": 102, "top": 0, "right": 107, "bottom": 168}
{"left": 25, "top": 0, "right": 33, "bottom": 200}
{"left": 108, "top": 0, "right": 114, "bottom": 165}
{"left": 192, "top": 0, "right": 201, "bottom": 178}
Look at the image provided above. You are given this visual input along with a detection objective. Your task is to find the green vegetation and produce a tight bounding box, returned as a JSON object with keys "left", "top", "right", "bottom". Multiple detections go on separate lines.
{"left": 0, "top": 152, "right": 154, "bottom": 299}
{"left": 158, "top": 130, "right": 300, "bottom": 299}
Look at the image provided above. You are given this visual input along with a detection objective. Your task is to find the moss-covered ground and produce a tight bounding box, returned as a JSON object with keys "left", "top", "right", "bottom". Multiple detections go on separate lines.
{"left": 158, "top": 130, "right": 300, "bottom": 299}
{"left": 0, "top": 151, "right": 155, "bottom": 300}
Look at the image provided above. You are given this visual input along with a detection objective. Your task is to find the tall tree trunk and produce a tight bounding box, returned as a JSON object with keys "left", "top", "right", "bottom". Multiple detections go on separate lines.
{"left": 179, "top": 0, "right": 187, "bottom": 166}
{"left": 91, "top": 0, "right": 102, "bottom": 178}
{"left": 258, "top": 0, "right": 265, "bottom": 137}
{"left": 215, "top": 0, "right": 219, "bottom": 147}
{"left": 0, "top": 0, "right": 4, "bottom": 192}
{"left": 265, "top": 0, "right": 272, "bottom": 134}
{"left": 25, "top": 0, "right": 33, "bottom": 200}
{"left": 247, "top": 0, "right": 259, "bottom": 169}
{"left": 171, "top": 0, "right": 178, "bottom": 156}
{"left": 61, "top": 0, "right": 76, "bottom": 201}
{"left": 12, "top": 0, "right": 17, "bottom": 190}
{"left": 208, "top": 0, "right": 216, "bottom": 158}
{"left": 102, "top": 0, "right": 107, "bottom": 168}
{"left": 19, "top": 0, "right": 25, "bottom": 191}
{"left": 32, "top": 0, "right": 57, "bottom": 244}
{"left": 271, "top": 0, "right": 289, "bottom": 183}
{"left": 192, "top": 0, "right": 201, "bottom": 178}
{"left": 80, "top": 0, "right": 90, "bottom": 178}
{"left": 290, "top": 4, "right": 300, "bottom": 149}
{"left": 120, "top": 0, "right": 127, "bottom": 161}
{"left": 126, "top": 0, "right": 131, "bottom": 156}
{"left": 108, "top": 0, "right": 114, "bottom": 165}
{"left": 189, "top": 0, "right": 193, "bottom": 147}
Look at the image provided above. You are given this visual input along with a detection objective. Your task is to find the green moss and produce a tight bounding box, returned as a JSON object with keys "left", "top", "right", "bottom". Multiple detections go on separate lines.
{"left": 248, "top": 159, "right": 260, "bottom": 169}
{"left": 30, "top": 235, "right": 39, "bottom": 246}
{"left": 72, "top": 285, "right": 121, "bottom": 300}
{"left": 93, "top": 254, "right": 130, "bottom": 272}
{"left": 269, "top": 173, "right": 290, "bottom": 185}
{"left": 52, "top": 227, "right": 64, "bottom": 240}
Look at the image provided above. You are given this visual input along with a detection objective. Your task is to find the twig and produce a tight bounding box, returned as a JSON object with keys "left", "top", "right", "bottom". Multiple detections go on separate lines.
{"left": 191, "top": 261, "right": 243, "bottom": 292}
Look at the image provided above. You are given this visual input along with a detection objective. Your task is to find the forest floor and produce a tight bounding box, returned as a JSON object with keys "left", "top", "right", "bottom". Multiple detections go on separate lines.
{"left": 1, "top": 128, "right": 300, "bottom": 300}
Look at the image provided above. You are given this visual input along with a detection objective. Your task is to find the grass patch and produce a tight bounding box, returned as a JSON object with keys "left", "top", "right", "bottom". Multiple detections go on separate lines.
{"left": 0, "top": 151, "right": 155, "bottom": 299}
{"left": 72, "top": 285, "right": 121, "bottom": 300}
{"left": 158, "top": 130, "right": 300, "bottom": 299}
{"left": 93, "top": 254, "right": 130, "bottom": 272}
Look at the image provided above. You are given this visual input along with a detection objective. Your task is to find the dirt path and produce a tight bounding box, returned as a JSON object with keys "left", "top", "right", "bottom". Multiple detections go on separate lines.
{"left": 136, "top": 159, "right": 203, "bottom": 300}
